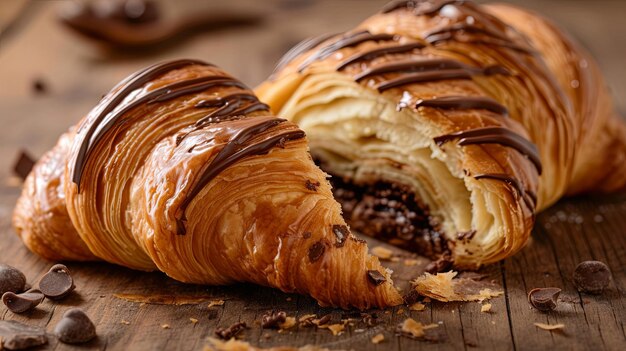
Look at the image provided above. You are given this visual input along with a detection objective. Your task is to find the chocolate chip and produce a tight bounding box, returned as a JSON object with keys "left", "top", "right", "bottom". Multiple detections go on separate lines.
{"left": 12, "top": 151, "right": 36, "bottom": 181}
{"left": 573, "top": 261, "right": 611, "bottom": 294}
{"left": 54, "top": 308, "right": 96, "bottom": 344}
{"left": 38, "top": 264, "right": 75, "bottom": 299}
{"left": 308, "top": 241, "right": 325, "bottom": 263}
{"left": 215, "top": 322, "right": 247, "bottom": 340}
{"left": 0, "top": 264, "right": 26, "bottom": 295}
{"left": 367, "top": 270, "right": 386, "bottom": 286}
{"left": 332, "top": 224, "right": 349, "bottom": 247}
{"left": 261, "top": 311, "right": 287, "bottom": 329}
{"left": 305, "top": 180, "right": 320, "bottom": 191}
{"left": 2, "top": 289, "right": 44, "bottom": 314}
{"left": 425, "top": 254, "right": 453, "bottom": 274}
{"left": 528, "top": 288, "right": 561, "bottom": 312}
{"left": 0, "top": 320, "right": 48, "bottom": 350}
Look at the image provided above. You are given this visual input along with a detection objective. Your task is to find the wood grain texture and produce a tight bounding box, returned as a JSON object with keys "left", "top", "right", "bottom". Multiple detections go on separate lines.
{"left": 0, "top": 1, "right": 624, "bottom": 350}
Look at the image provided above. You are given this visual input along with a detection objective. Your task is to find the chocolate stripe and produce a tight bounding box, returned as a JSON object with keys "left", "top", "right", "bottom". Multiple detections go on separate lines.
{"left": 474, "top": 173, "right": 536, "bottom": 210}
{"left": 376, "top": 69, "right": 472, "bottom": 92}
{"left": 434, "top": 127, "right": 542, "bottom": 174}
{"left": 72, "top": 59, "right": 211, "bottom": 187}
{"left": 381, "top": 0, "right": 459, "bottom": 14}
{"left": 424, "top": 23, "right": 510, "bottom": 43}
{"left": 272, "top": 33, "right": 338, "bottom": 76}
{"left": 336, "top": 42, "right": 425, "bottom": 71}
{"left": 356, "top": 58, "right": 469, "bottom": 81}
{"left": 177, "top": 119, "right": 305, "bottom": 234}
{"left": 297, "top": 31, "right": 396, "bottom": 72}
{"left": 415, "top": 96, "right": 508, "bottom": 115}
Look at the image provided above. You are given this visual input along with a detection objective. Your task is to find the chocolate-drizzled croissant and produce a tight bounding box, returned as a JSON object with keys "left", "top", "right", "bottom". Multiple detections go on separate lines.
{"left": 257, "top": 0, "right": 626, "bottom": 268}
{"left": 13, "top": 60, "right": 402, "bottom": 309}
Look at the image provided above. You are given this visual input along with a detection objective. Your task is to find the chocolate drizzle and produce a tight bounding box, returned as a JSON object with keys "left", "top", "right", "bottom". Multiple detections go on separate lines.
{"left": 434, "top": 127, "right": 542, "bottom": 174}
{"left": 474, "top": 173, "right": 536, "bottom": 210}
{"left": 381, "top": 0, "right": 460, "bottom": 15}
{"left": 297, "top": 31, "right": 396, "bottom": 72}
{"left": 272, "top": 33, "right": 338, "bottom": 76}
{"left": 336, "top": 42, "right": 425, "bottom": 71}
{"left": 176, "top": 118, "right": 305, "bottom": 234}
{"left": 72, "top": 59, "right": 214, "bottom": 188}
{"left": 414, "top": 96, "right": 508, "bottom": 115}
{"left": 376, "top": 69, "right": 471, "bottom": 92}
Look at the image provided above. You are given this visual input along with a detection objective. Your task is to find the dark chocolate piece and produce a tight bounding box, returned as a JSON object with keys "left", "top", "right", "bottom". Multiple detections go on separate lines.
{"left": 308, "top": 241, "right": 325, "bottom": 263}
{"left": 261, "top": 311, "right": 287, "bottom": 329}
{"left": 528, "top": 287, "right": 561, "bottom": 312}
{"left": 2, "top": 289, "right": 44, "bottom": 314}
{"left": 38, "top": 264, "right": 75, "bottom": 300}
{"left": 305, "top": 180, "right": 320, "bottom": 191}
{"left": 434, "top": 127, "right": 542, "bottom": 174}
{"left": 367, "top": 270, "right": 386, "bottom": 286}
{"left": 331, "top": 224, "right": 349, "bottom": 247}
{"left": 573, "top": 261, "right": 611, "bottom": 294}
{"left": 316, "top": 314, "right": 331, "bottom": 325}
{"left": 215, "top": 321, "right": 247, "bottom": 340}
{"left": 12, "top": 151, "right": 36, "bottom": 181}
{"left": 425, "top": 254, "right": 453, "bottom": 274}
{"left": 0, "top": 264, "right": 26, "bottom": 295}
{"left": 0, "top": 320, "right": 48, "bottom": 350}
{"left": 54, "top": 308, "right": 96, "bottom": 344}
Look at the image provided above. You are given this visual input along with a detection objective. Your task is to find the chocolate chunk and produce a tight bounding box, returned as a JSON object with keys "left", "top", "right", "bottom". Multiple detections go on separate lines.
{"left": 2, "top": 289, "right": 44, "bottom": 313}
{"left": 0, "top": 264, "right": 26, "bottom": 295}
{"left": 0, "top": 320, "right": 48, "bottom": 350}
{"left": 54, "top": 308, "right": 96, "bottom": 344}
{"left": 425, "top": 254, "right": 453, "bottom": 274}
{"left": 528, "top": 288, "right": 561, "bottom": 312}
{"left": 215, "top": 322, "right": 247, "bottom": 340}
{"left": 573, "top": 261, "right": 611, "bottom": 294}
{"left": 332, "top": 224, "right": 349, "bottom": 247}
{"left": 367, "top": 270, "right": 386, "bottom": 286}
{"left": 316, "top": 314, "right": 331, "bottom": 326}
{"left": 308, "top": 241, "right": 325, "bottom": 263}
{"left": 305, "top": 180, "right": 320, "bottom": 191}
{"left": 38, "top": 264, "right": 75, "bottom": 299}
{"left": 261, "top": 311, "right": 287, "bottom": 329}
{"left": 12, "top": 151, "right": 36, "bottom": 181}
{"left": 32, "top": 78, "right": 48, "bottom": 95}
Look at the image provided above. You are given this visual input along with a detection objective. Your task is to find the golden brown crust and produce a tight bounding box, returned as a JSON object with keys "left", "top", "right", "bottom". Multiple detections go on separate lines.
{"left": 13, "top": 61, "right": 402, "bottom": 309}
{"left": 256, "top": 1, "right": 626, "bottom": 267}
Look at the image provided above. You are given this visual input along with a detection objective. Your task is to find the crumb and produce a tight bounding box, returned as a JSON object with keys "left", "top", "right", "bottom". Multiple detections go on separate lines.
{"left": 161, "top": 324, "right": 170, "bottom": 329}
{"left": 398, "top": 318, "right": 438, "bottom": 339}
{"left": 262, "top": 333, "right": 271, "bottom": 339}
{"left": 384, "top": 310, "right": 391, "bottom": 314}
{"left": 409, "top": 302, "right": 426, "bottom": 311}
{"left": 324, "top": 323, "right": 345, "bottom": 336}
{"left": 534, "top": 323, "right": 565, "bottom": 331}
{"left": 190, "top": 318, "right": 199, "bottom": 324}
{"left": 371, "top": 246, "right": 394, "bottom": 260}
{"left": 279, "top": 317, "right": 296, "bottom": 330}
{"left": 262, "top": 311, "right": 287, "bottom": 329}
{"left": 121, "top": 320, "right": 130, "bottom": 325}
{"left": 397, "top": 309, "right": 405, "bottom": 315}
{"left": 354, "top": 328, "right": 365, "bottom": 333}
{"left": 215, "top": 322, "right": 247, "bottom": 340}
{"left": 286, "top": 297, "right": 292, "bottom": 302}
{"left": 371, "top": 333, "right": 385, "bottom": 344}
{"left": 298, "top": 314, "right": 317, "bottom": 327}
{"left": 413, "top": 271, "right": 503, "bottom": 302}
{"left": 208, "top": 300, "right": 225, "bottom": 308}
{"left": 491, "top": 321, "right": 496, "bottom": 325}
{"left": 481, "top": 303, "right": 492, "bottom": 313}
{"left": 404, "top": 259, "right": 420, "bottom": 266}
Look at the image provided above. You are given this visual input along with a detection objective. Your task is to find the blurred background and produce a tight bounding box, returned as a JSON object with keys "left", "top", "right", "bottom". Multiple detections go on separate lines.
{"left": 0, "top": 0, "right": 624, "bottom": 179}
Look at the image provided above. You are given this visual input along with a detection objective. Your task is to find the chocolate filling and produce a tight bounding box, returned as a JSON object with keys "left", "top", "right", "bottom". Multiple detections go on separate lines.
{"left": 326, "top": 172, "right": 448, "bottom": 259}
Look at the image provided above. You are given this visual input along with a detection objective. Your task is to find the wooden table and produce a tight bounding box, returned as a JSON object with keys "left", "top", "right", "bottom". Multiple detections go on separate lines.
{"left": 1, "top": 1, "right": 624, "bottom": 350}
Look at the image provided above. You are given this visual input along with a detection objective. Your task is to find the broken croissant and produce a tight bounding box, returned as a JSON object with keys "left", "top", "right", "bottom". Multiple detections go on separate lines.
{"left": 13, "top": 60, "right": 402, "bottom": 309}
{"left": 256, "top": 0, "right": 626, "bottom": 269}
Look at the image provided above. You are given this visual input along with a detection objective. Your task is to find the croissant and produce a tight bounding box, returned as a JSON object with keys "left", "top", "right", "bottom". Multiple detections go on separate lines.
{"left": 12, "top": 60, "right": 403, "bottom": 309}
{"left": 256, "top": 0, "right": 626, "bottom": 268}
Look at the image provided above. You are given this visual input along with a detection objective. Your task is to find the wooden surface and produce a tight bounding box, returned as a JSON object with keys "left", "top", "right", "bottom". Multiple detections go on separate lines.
{"left": 1, "top": 1, "right": 625, "bottom": 350}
